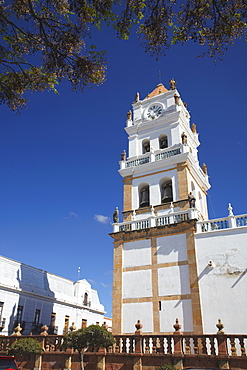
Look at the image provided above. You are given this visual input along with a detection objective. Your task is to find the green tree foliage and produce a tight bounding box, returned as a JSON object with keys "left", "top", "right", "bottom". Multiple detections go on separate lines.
{"left": 7, "top": 338, "right": 42, "bottom": 359}
{"left": 62, "top": 325, "right": 115, "bottom": 370}
{"left": 1, "top": 0, "right": 246, "bottom": 110}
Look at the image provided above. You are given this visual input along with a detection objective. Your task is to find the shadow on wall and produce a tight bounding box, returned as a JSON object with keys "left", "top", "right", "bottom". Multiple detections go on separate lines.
{"left": 8, "top": 264, "right": 55, "bottom": 335}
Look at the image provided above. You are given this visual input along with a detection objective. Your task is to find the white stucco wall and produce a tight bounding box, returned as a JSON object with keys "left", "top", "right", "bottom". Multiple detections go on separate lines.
{"left": 156, "top": 234, "right": 187, "bottom": 263}
{"left": 123, "top": 302, "right": 153, "bottom": 333}
{"left": 158, "top": 265, "right": 191, "bottom": 296}
{"left": 123, "top": 240, "right": 151, "bottom": 268}
{"left": 123, "top": 270, "right": 152, "bottom": 299}
{"left": 195, "top": 227, "right": 247, "bottom": 334}
{"left": 159, "top": 299, "right": 193, "bottom": 332}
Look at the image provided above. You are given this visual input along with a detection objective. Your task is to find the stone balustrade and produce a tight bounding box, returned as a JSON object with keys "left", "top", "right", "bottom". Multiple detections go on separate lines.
{"left": 1, "top": 319, "right": 247, "bottom": 369}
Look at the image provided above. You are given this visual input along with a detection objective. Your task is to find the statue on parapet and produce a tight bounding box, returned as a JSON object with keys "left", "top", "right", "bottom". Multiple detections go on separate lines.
{"left": 113, "top": 207, "right": 119, "bottom": 223}
{"left": 188, "top": 192, "right": 196, "bottom": 208}
{"left": 169, "top": 78, "right": 176, "bottom": 90}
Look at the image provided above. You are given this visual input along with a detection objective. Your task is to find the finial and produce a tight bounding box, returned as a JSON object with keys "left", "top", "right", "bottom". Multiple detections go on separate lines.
{"left": 135, "top": 92, "right": 140, "bottom": 102}
{"left": 69, "top": 322, "right": 76, "bottom": 332}
{"left": 11, "top": 322, "right": 22, "bottom": 336}
{"left": 127, "top": 110, "right": 132, "bottom": 121}
{"left": 216, "top": 319, "right": 225, "bottom": 334}
{"left": 173, "top": 318, "right": 181, "bottom": 332}
{"left": 202, "top": 163, "right": 208, "bottom": 175}
{"left": 228, "top": 203, "right": 234, "bottom": 216}
{"left": 169, "top": 78, "right": 176, "bottom": 90}
{"left": 170, "top": 202, "right": 174, "bottom": 213}
{"left": 135, "top": 319, "right": 143, "bottom": 333}
{"left": 191, "top": 123, "right": 197, "bottom": 133}
{"left": 174, "top": 94, "right": 180, "bottom": 105}
{"left": 40, "top": 324, "right": 49, "bottom": 336}
{"left": 121, "top": 150, "right": 126, "bottom": 161}
{"left": 181, "top": 132, "right": 187, "bottom": 145}
{"left": 102, "top": 321, "right": 108, "bottom": 330}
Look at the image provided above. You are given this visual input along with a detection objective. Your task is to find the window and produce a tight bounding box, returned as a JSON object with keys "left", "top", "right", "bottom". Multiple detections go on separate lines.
{"left": 142, "top": 139, "right": 150, "bottom": 154}
{"left": 64, "top": 315, "right": 69, "bottom": 335}
{"left": 159, "top": 135, "right": 168, "bottom": 149}
{"left": 139, "top": 184, "right": 150, "bottom": 208}
{"left": 83, "top": 292, "right": 88, "bottom": 306}
{"left": 81, "top": 319, "right": 87, "bottom": 328}
{"left": 33, "top": 309, "right": 40, "bottom": 326}
{"left": 16, "top": 305, "right": 23, "bottom": 324}
{"left": 50, "top": 312, "right": 56, "bottom": 328}
{"left": 160, "top": 179, "right": 173, "bottom": 204}
{"left": 0, "top": 302, "right": 3, "bottom": 320}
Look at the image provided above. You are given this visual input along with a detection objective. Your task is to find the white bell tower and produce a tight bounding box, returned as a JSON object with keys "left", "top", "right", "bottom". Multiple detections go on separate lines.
{"left": 119, "top": 82, "right": 210, "bottom": 222}
{"left": 111, "top": 81, "right": 211, "bottom": 336}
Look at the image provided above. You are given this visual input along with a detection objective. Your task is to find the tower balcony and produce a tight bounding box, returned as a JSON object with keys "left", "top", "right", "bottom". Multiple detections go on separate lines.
{"left": 119, "top": 143, "right": 187, "bottom": 171}
{"left": 112, "top": 207, "right": 199, "bottom": 233}
{"left": 112, "top": 207, "right": 247, "bottom": 234}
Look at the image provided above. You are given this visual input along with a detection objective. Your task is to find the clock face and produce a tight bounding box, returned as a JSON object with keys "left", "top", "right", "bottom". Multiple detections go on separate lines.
{"left": 147, "top": 104, "right": 163, "bottom": 119}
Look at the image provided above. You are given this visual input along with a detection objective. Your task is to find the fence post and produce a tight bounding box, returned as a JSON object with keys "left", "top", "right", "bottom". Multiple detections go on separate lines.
{"left": 216, "top": 319, "right": 229, "bottom": 370}
{"left": 173, "top": 319, "right": 183, "bottom": 370}
{"left": 133, "top": 320, "right": 143, "bottom": 370}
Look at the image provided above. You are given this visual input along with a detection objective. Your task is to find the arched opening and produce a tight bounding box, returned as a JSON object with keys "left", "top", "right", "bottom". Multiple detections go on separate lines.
{"left": 139, "top": 183, "right": 150, "bottom": 208}
{"left": 160, "top": 178, "right": 173, "bottom": 204}
{"left": 159, "top": 134, "right": 168, "bottom": 149}
{"left": 83, "top": 292, "right": 88, "bottom": 306}
{"left": 142, "top": 139, "right": 150, "bottom": 154}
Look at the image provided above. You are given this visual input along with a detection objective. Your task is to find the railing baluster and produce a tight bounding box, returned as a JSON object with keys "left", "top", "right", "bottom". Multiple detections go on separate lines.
{"left": 145, "top": 336, "right": 150, "bottom": 354}
{"left": 239, "top": 337, "right": 246, "bottom": 356}
{"left": 167, "top": 337, "right": 172, "bottom": 354}
{"left": 210, "top": 337, "right": 216, "bottom": 355}
{"left": 230, "top": 337, "right": 237, "bottom": 356}
{"left": 158, "top": 336, "right": 164, "bottom": 354}
{"left": 122, "top": 336, "right": 127, "bottom": 353}
{"left": 193, "top": 336, "right": 199, "bottom": 354}
{"left": 201, "top": 337, "right": 207, "bottom": 355}
{"left": 152, "top": 336, "right": 157, "bottom": 354}
{"left": 184, "top": 337, "right": 191, "bottom": 354}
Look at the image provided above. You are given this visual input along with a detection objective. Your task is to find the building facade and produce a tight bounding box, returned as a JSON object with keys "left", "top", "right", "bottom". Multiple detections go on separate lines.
{"left": 110, "top": 82, "right": 247, "bottom": 336}
{"left": 0, "top": 255, "right": 111, "bottom": 335}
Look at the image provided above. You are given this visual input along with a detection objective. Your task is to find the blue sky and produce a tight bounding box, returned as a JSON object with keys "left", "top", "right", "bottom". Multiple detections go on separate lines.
{"left": 1, "top": 24, "right": 247, "bottom": 318}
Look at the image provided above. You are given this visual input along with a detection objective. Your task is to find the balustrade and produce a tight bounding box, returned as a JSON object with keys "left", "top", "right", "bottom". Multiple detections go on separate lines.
{"left": 0, "top": 329, "right": 246, "bottom": 361}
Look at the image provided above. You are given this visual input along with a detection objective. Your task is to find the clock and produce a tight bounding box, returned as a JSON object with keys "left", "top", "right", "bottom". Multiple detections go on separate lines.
{"left": 147, "top": 104, "right": 163, "bottom": 119}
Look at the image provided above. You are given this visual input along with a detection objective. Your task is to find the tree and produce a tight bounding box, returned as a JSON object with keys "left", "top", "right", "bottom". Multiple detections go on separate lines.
{"left": 1, "top": 0, "right": 246, "bottom": 110}
{"left": 7, "top": 338, "right": 42, "bottom": 360}
{"left": 156, "top": 365, "right": 176, "bottom": 370}
{"left": 62, "top": 325, "right": 115, "bottom": 370}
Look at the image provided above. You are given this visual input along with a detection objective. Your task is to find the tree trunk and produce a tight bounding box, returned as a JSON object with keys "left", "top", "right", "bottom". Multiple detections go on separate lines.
{"left": 79, "top": 352, "right": 84, "bottom": 370}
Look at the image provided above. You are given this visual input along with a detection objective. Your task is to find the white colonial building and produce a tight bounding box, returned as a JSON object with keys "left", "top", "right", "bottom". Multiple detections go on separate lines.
{"left": 110, "top": 82, "right": 247, "bottom": 336}
{"left": 0, "top": 255, "right": 111, "bottom": 335}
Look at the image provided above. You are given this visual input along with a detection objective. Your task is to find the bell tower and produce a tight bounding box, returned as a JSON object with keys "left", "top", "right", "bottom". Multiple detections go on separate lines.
{"left": 111, "top": 81, "right": 210, "bottom": 335}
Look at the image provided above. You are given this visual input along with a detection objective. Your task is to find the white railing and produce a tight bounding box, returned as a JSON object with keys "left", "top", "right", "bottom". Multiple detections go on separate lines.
{"left": 113, "top": 209, "right": 247, "bottom": 234}
{"left": 114, "top": 209, "right": 196, "bottom": 233}
{"left": 196, "top": 213, "right": 247, "bottom": 233}
{"left": 120, "top": 144, "right": 186, "bottom": 170}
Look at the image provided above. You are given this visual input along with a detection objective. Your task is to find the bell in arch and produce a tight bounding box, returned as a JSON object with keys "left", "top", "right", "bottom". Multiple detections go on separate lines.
{"left": 162, "top": 183, "right": 173, "bottom": 203}
{"left": 140, "top": 187, "right": 149, "bottom": 208}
